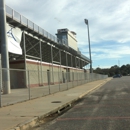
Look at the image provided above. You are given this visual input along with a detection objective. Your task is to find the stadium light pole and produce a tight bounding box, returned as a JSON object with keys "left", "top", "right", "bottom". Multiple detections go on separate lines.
{"left": 0, "top": 0, "right": 10, "bottom": 94}
{"left": 84, "top": 19, "right": 92, "bottom": 73}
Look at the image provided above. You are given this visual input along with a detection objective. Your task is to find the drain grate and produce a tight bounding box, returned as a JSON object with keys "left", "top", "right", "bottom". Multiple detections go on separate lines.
{"left": 51, "top": 101, "right": 61, "bottom": 103}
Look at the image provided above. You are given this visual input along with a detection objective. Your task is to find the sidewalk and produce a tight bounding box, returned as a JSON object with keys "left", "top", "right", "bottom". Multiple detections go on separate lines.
{"left": 0, "top": 78, "right": 112, "bottom": 130}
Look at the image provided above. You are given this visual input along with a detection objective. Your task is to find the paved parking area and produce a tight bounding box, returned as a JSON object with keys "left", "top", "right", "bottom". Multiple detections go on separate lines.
{"left": 33, "top": 76, "right": 130, "bottom": 130}
{"left": 0, "top": 78, "right": 110, "bottom": 130}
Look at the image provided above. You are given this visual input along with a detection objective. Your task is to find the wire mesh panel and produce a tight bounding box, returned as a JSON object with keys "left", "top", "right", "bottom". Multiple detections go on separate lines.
{"left": 91, "top": 73, "right": 94, "bottom": 81}
{"left": 58, "top": 71, "right": 68, "bottom": 91}
{"left": 50, "top": 72, "right": 60, "bottom": 94}
{"left": 78, "top": 73, "right": 82, "bottom": 86}
{"left": 72, "top": 72, "right": 78, "bottom": 87}
{"left": 0, "top": 66, "right": 108, "bottom": 107}
{"left": 28, "top": 70, "right": 49, "bottom": 99}
{"left": 59, "top": 82, "right": 68, "bottom": 91}
{"left": 67, "top": 72, "right": 73, "bottom": 89}
{"left": 84, "top": 73, "right": 88, "bottom": 83}
{"left": 1, "top": 69, "right": 29, "bottom": 107}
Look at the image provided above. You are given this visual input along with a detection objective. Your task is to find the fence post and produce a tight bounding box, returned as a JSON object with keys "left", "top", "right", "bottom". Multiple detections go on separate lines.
{"left": 0, "top": 68, "right": 2, "bottom": 107}
{"left": 66, "top": 72, "right": 68, "bottom": 90}
{"left": 48, "top": 71, "right": 51, "bottom": 94}
{"left": 28, "top": 70, "right": 30, "bottom": 100}
{"left": 72, "top": 72, "right": 74, "bottom": 88}
{"left": 88, "top": 73, "right": 90, "bottom": 82}
{"left": 58, "top": 70, "right": 60, "bottom": 91}
{"left": 71, "top": 72, "right": 73, "bottom": 88}
{"left": 76, "top": 72, "right": 77, "bottom": 86}
{"left": 82, "top": 73, "right": 83, "bottom": 84}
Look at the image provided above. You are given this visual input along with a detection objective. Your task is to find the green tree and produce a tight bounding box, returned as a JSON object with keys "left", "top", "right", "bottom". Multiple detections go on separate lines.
{"left": 93, "top": 64, "right": 130, "bottom": 77}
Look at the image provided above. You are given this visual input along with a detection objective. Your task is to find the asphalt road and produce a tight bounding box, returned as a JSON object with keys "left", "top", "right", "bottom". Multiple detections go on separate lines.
{"left": 33, "top": 76, "right": 130, "bottom": 130}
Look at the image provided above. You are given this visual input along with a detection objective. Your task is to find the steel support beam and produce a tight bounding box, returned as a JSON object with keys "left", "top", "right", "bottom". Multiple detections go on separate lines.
{"left": 66, "top": 52, "right": 68, "bottom": 89}
{"left": 26, "top": 37, "right": 39, "bottom": 55}
{"left": 81, "top": 59, "right": 83, "bottom": 69}
{"left": 58, "top": 49, "right": 61, "bottom": 90}
{"left": 26, "top": 55, "right": 41, "bottom": 60}
{"left": 39, "top": 40, "right": 43, "bottom": 85}
{"left": 66, "top": 52, "right": 68, "bottom": 70}
{"left": 75, "top": 56, "right": 78, "bottom": 84}
{"left": 26, "top": 41, "right": 40, "bottom": 53}
{"left": 0, "top": 0, "right": 10, "bottom": 94}
{"left": 71, "top": 54, "right": 73, "bottom": 68}
{"left": 79, "top": 58, "right": 80, "bottom": 69}
{"left": 51, "top": 45, "right": 54, "bottom": 84}
{"left": 59, "top": 49, "right": 62, "bottom": 83}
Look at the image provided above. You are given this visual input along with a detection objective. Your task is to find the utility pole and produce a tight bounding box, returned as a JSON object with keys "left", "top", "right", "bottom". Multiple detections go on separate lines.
{"left": 0, "top": 0, "right": 10, "bottom": 94}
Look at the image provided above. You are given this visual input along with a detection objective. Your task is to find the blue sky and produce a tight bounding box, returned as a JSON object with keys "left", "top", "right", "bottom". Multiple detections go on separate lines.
{"left": 5, "top": 0, "right": 130, "bottom": 69}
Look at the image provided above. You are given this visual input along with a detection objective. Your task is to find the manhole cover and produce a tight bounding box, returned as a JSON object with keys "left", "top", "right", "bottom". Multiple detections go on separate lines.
{"left": 51, "top": 101, "right": 61, "bottom": 103}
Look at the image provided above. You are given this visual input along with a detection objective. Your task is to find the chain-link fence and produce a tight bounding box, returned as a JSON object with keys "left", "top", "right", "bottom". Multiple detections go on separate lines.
{"left": 0, "top": 68, "right": 108, "bottom": 107}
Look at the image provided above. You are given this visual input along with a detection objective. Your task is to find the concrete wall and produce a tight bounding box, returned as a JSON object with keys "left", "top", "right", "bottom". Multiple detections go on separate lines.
{"left": 26, "top": 59, "right": 84, "bottom": 87}
{"left": 10, "top": 70, "right": 26, "bottom": 88}
{"left": 9, "top": 59, "right": 85, "bottom": 88}
{"left": 10, "top": 60, "right": 25, "bottom": 69}
{"left": 67, "top": 31, "right": 78, "bottom": 51}
{"left": 9, "top": 59, "right": 108, "bottom": 89}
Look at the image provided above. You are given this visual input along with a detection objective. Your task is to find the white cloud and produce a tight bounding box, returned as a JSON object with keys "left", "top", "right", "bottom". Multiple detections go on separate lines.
{"left": 5, "top": 0, "right": 130, "bottom": 43}
{"left": 5, "top": 0, "right": 130, "bottom": 67}
{"left": 80, "top": 43, "right": 130, "bottom": 61}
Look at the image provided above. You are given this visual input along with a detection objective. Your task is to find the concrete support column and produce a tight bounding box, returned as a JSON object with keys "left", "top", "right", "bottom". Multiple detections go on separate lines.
{"left": 0, "top": 0, "right": 10, "bottom": 94}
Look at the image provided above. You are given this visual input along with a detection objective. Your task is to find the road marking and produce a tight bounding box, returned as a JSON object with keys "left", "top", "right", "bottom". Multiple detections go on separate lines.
{"left": 57, "top": 116, "right": 130, "bottom": 121}
{"left": 74, "top": 104, "right": 121, "bottom": 108}
{"left": 82, "top": 98, "right": 130, "bottom": 102}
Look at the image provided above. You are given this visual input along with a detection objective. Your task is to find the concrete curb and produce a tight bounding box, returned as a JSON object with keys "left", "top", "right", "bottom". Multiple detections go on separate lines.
{"left": 11, "top": 78, "right": 112, "bottom": 130}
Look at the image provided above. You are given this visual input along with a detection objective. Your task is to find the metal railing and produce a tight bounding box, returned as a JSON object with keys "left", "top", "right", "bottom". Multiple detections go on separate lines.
{"left": 0, "top": 68, "right": 108, "bottom": 107}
